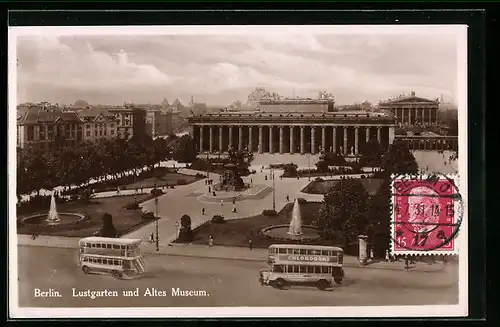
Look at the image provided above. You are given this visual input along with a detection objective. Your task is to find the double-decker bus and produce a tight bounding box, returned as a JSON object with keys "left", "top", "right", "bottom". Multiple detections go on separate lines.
{"left": 260, "top": 244, "right": 344, "bottom": 290}
{"left": 78, "top": 237, "right": 146, "bottom": 279}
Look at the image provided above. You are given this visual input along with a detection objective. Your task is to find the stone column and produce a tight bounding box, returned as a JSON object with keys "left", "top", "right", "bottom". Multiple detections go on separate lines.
{"left": 258, "top": 126, "right": 263, "bottom": 154}
{"left": 332, "top": 127, "right": 337, "bottom": 153}
{"left": 389, "top": 126, "right": 395, "bottom": 145}
{"left": 199, "top": 126, "right": 204, "bottom": 152}
{"left": 408, "top": 108, "right": 411, "bottom": 125}
{"left": 377, "top": 126, "right": 381, "bottom": 144}
{"left": 238, "top": 126, "right": 243, "bottom": 151}
{"left": 219, "top": 126, "right": 223, "bottom": 153}
{"left": 209, "top": 126, "right": 213, "bottom": 153}
{"left": 415, "top": 108, "right": 418, "bottom": 124}
{"left": 290, "top": 126, "right": 294, "bottom": 154}
{"left": 228, "top": 126, "right": 233, "bottom": 149}
{"left": 278, "top": 126, "right": 283, "bottom": 154}
{"left": 311, "top": 126, "right": 316, "bottom": 155}
{"left": 248, "top": 126, "right": 253, "bottom": 152}
{"left": 365, "top": 126, "right": 370, "bottom": 142}
{"left": 321, "top": 126, "right": 326, "bottom": 153}
{"left": 429, "top": 108, "right": 432, "bottom": 125}
{"left": 354, "top": 126, "right": 359, "bottom": 155}
{"left": 269, "top": 126, "right": 273, "bottom": 154}
{"left": 300, "top": 126, "right": 305, "bottom": 154}
{"left": 343, "top": 126, "right": 348, "bottom": 155}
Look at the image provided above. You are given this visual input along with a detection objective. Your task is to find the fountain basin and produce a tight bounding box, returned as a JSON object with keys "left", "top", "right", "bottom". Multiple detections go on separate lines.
{"left": 260, "top": 224, "right": 320, "bottom": 242}
{"left": 21, "top": 212, "right": 87, "bottom": 227}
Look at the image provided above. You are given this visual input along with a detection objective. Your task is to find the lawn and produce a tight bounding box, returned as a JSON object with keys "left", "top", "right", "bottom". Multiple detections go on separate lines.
{"left": 182, "top": 201, "right": 340, "bottom": 249}
{"left": 17, "top": 194, "right": 155, "bottom": 238}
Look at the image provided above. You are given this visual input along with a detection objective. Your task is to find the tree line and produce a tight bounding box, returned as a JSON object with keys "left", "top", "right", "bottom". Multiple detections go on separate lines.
{"left": 16, "top": 134, "right": 198, "bottom": 197}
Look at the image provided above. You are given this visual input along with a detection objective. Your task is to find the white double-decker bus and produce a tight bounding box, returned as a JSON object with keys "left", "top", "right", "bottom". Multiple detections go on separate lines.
{"left": 78, "top": 237, "right": 146, "bottom": 279}
{"left": 260, "top": 244, "right": 344, "bottom": 290}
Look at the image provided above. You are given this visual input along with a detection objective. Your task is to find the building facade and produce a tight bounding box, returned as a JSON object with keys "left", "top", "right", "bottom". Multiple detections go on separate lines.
{"left": 258, "top": 99, "right": 335, "bottom": 113}
{"left": 108, "top": 107, "right": 147, "bottom": 139}
{"left": 188, "top": 111, "right": 396, "bottom": 156}
{"left": 378, "top": 91, "right": 439, "bottom": 126}
{"left": 146, "top": 109, "right": 172, "bottom": 137}
{"left": 77, "top": 108, "right": 119, "bottom": 142}
{"left": 17, "top": 107, "right": 84, "bottom": 149}
{"left": 394, "top": 135, "right": 458, "bottom": 151}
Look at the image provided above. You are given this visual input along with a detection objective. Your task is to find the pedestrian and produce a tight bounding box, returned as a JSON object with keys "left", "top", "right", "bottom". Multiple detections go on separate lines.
{"left": 220, "top": 200, "right": 224, "bottom": 206}
{"left": 208, "top": 235, "right": 213, "bottom": 247}
{"left": 370, "top": 248, "right": 374, "bottom": 262}
{"left": 280, "top": 175, "right": 283, "bottom": 180}
{"left": 250, "top": 178, "right": 253, "bottom": 184}
{"left": 202, "top": 208, "right": 205, "bottom": 215}
{"left": 116, "top": 186, "right": 121, "bottom": 195}
{"left": 404, "top": 255, "right": 410, "bottom": 269}
{"left": 208, "top": 186, "right": 211, "bottom": 193}
{"left": 233, "top": 197, "right": 236, "bottom": 205}
{"left": 248, "top": 239, "right": 253, "bottom": 251}
{"left": 150, "top": 233, "right": 154, "bottom": 243}
{"left": 232, "top": 204, "right": 237, "bottom": 213}
{"left": 385, "top": 250, "right": 390, "bottom": 262}
{"left": 265, "top": 175, "right": 268, "bottom": 180}
{"left": 213, "top": 191, "right": 216, "bottom": 196}
{"left": 286, "top": 195, "right": 289, "bottom": 202}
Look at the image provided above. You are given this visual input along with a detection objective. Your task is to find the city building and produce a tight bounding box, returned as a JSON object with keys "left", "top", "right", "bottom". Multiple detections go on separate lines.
{"left": 378, "top": 91, "right": 439, "bottom": 126}
{"left": 107, "top": 107, "right": 147, "bottom": 140}
{"left": 146, "top": 109, "right": 171, "bottom": 137}
{"left": 189, "top": 111, "right": 396, "bottom": 156}
{"left": 17, "top": 105, "right": 84, "bottom": 149}
{"left": 394, "top": 135, "right": 458, "bottom": 151}
{"left": 76, "top": 107, "right": 119, "bottom": 141}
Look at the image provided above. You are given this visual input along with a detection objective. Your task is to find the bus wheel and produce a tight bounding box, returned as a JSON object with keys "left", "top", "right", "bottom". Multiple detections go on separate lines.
{"left": 82, "top": 266, "right": 90, "bottom": 274}
{"left": 334, "top": 278, "right": 343, "bottom": 285}
{"left": 317, "top": 279, "right": 329, "bottom": 290}
{"left": 275, "top": 278, "right": 286, "bottom": 289}
{"left": 111, "top": 270, "right": 122, "bottom": 279}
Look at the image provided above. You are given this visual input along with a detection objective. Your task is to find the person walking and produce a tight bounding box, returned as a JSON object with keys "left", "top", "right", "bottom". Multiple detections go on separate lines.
{"left": 232, "top": 198, "right": 236, "bottom": 205}
{"left": 385, "top": 250, "right": 390, "bottom": 262}
{"left": 208, "top": 235, "right": 213, "bottom": 247}
{"left": 208, "top": 186, "right": 211, "bottom": 193}
{"left": 220, "top": 200, "right": 224, "bottom": 206}
{"left": 248, "top": 239, "right": 253, "bottom": 251}
{"left": 404, "top": 255, "right": 410, "bottom": 270}
{"left": 150, "top": 233, "right": 154, "bottom": 243}
{"left": 202, "top": 208, "right": 205, "bottom": 215}
{"left": 369, "top": 248, "right": 374, "bottom": 262}
{"left": 286, "top": 195, "right": 290, "bottom": 202}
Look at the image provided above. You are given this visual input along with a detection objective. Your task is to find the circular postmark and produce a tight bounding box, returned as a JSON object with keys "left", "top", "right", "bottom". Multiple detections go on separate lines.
{"left": 390, "top": 173, "right": 463, "bottom": 252}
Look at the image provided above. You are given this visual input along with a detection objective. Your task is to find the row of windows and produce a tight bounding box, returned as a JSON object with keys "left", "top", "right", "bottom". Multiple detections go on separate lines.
{"left": 82, "top": 257, "right": 122, "bottom": 266}
{"left": 270, "top": 248, "right": 339, "bottom": 256}
{"left": 82, "top": 243, "right": 130, "bottom": 250}
{"left": 86, "top": 124, "right": 115, "bottom": 129}
{"left": 86, "top": 129, "right": 115, "bottom": 137}
{"left": 272, "top": 265, "right": 332, "bottom": 274}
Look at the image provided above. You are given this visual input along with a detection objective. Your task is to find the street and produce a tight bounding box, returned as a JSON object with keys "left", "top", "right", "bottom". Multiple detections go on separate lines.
{"left": 17, "top": 246, "right": 458, "bottom": 308}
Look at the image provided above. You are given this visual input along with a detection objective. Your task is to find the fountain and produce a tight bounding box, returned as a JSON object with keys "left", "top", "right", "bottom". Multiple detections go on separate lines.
{"left": 287, "top": 199, "right": 303, "bottom": 236}
{"left": 260, "top": 198, "right": 319, "bottom": 242}
{"left": 19, "top": 192, "right": 86, "bottom": 228}
{"left": 46, "top": 193, "right": 61, "bottom": 225}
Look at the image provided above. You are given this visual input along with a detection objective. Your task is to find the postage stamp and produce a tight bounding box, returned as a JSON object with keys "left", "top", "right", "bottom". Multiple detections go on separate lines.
{"left": 391, "top": 174, "right": 463, "bottom": 255}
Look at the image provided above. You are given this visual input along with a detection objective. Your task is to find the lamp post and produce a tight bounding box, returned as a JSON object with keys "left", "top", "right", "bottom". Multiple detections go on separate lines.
{"left": 272, "top": 168, "right": 276, "bottom": 211}
{"left": 154, "top": 175, "right": 159, "bottom": 251}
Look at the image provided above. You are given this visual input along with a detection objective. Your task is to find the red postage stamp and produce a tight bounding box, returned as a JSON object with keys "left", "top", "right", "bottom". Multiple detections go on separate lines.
{"left": 391, "top": 174, "right": 462, "bottom": 255}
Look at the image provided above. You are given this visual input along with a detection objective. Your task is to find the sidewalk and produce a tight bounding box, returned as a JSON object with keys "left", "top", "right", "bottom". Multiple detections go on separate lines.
{"left": 17, "top": 234, "right": 446, "bottom": 273}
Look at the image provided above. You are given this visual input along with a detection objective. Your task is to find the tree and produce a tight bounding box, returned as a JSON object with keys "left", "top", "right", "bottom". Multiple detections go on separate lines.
{"left": 367, "top": 177, "right": 391, "bottom": 256}
{"left": 322, "top": 152, "right": 346, "bottom": 166}
{"left": 98, "top": 212, "right": 118, "bottom": 238}
{"left": 382, "top": 142, "right": 418, "bottom": 174}
{"left": 359, "top": 139, "right": 383, "bottom": 167}
{"left": 178, "top": 214, "right": 193, "bottom": 242}
{"left": 314, "top": 179, "right": 370, "bottom": 248}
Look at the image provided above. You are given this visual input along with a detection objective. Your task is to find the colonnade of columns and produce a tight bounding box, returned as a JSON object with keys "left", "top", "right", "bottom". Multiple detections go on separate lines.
{"left": 399, "top": 138, "right": 458, "bottom": 151}
{"left": 195, "top": 124, "right": 395, "bottom": 155}
{"left": 393, "top": 108, "right": 438, "bottom": 125}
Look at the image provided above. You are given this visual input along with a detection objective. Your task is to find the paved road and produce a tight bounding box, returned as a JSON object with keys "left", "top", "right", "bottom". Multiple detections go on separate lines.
{"left": 17, "top": 246, "right": 458, "bottom": 308}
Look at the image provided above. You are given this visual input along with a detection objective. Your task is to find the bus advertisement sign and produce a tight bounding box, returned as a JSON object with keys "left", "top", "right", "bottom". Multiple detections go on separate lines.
{"left": 278, "top": 255, "right": 336, "bottom": 263}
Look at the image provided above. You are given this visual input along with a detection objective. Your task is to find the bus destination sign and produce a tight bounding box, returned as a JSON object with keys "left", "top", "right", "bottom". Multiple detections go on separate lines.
{"left": 279, "top": 255, "right": 336, "bottom": 262}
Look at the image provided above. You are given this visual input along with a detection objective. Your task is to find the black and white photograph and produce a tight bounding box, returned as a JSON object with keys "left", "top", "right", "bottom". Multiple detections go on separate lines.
{"left": 9, "top": 24, "right": 468, "bottom": 318}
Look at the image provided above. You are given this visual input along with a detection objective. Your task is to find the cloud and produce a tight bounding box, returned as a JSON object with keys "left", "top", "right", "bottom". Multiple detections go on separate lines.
{"left": 15, "top": 32, "right": 459, "bottom": 106}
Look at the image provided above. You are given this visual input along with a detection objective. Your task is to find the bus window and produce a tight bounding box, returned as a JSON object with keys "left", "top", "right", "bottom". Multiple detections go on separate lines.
{"left": 113, "top": 245, "right": 120, "bottom": 249}
{"left": 293, "top": 249, "right": 299, "bottom": 254}
{"left": 279, "top": 248, "right": 286, "bottom": 254}
{"left": 97, "top": 258, "right": 102, "bottom": 264}
{"left": 123, "top": 260, "right": 131, "bottom": 269}
{"left": 299, "top": 266, "right": 307, "bottom": 273}
{"left": 321, "top": 250, "right": 328, "bottom": 256}
{"left": 96, "top": 244, "right": 101, "bottom": 248}
{"left": 91, "top": 243, "right": 95, "bottom": 248}
{"left": 299, "top": 249, "right": 306, "bottom": 255}
{"left": 106, "top": 244, "right": 112, "bottom": 249}
{"left": 273, "top": 265, "right": 284, "bottom": 273}
{"left": 307, "top": 266, "right": 314, "bottom": 274}
{"left": 86, "top": 243, "right": 91, "bottom": 248}
{"left": 321, "top": 266, "right": 329, "bottom": 274}
{"left": 314, "top": 266, "right": 321, "bottom": 274}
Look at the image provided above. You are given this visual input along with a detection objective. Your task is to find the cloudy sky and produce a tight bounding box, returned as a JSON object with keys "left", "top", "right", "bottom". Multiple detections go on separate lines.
{"left": 16, "top": 31, "right": 459, "bottom": 106}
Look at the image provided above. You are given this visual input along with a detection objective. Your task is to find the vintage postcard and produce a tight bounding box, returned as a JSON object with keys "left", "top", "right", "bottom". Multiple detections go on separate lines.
{"left": 9, "top": 24, "right": 468, "bottom": 318}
